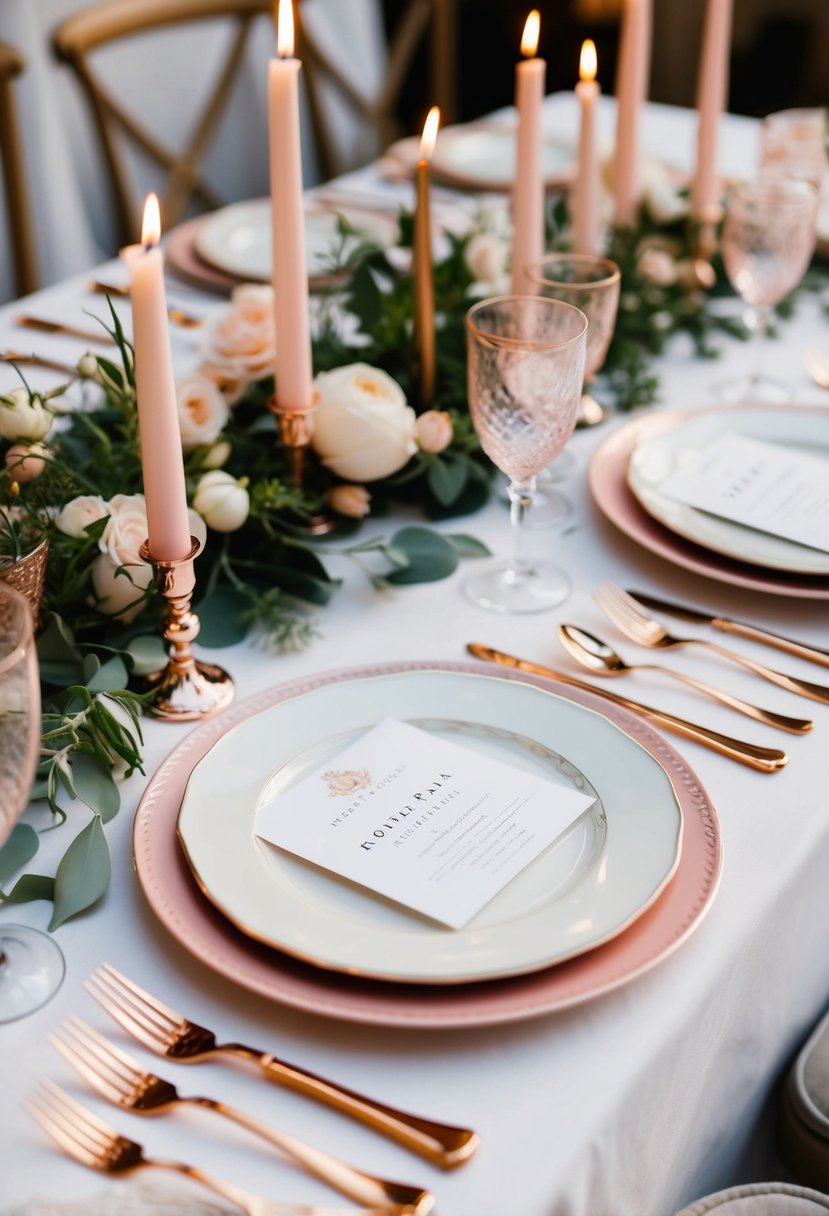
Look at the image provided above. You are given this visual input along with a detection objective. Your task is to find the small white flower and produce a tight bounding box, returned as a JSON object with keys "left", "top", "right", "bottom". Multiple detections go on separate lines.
{"left": 76, "top": 353, "right": 100, "bottom": 381}
{"left": 200, "top": 439, "right": 233, "bottom": 469}
{"left": 465, "top": 232, "right": 510, "bottom": 290}
{"left": 311, "top": 363, "right": 416, "bottom": 482}
{"left": 175, "top": 371, "right": 230, "bottom": 451}
{"left": 193, "top": 470, "right": 250, "bottom": 532}
{"left": 55, "top": 495, "right": 110, "bottom": 538}
{"left": 0, "top": 387, "right": 53, "bottom": 442}
{"left": 4, "top": 442, "right": 49, "bottom": 483}
{"left": 637, "top": 248, "right": 677, "bottom": 287}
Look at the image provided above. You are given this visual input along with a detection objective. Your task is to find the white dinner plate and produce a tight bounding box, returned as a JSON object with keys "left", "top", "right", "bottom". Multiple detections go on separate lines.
{"left": 627, "top": 406, "right": 829, "bottom": 575}
{"left": 177, "top": 668, "right": 683, "bottom": 984}
{"left": 194, "top": 199, "right": 399, "bottom": 283}
{"left": 384, "top": 124, "right": 574, "bottom": 192}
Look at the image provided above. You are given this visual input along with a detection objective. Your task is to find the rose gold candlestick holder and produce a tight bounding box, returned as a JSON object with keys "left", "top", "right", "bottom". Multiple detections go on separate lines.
{"left": 138, "top": 536, "right": 234, "bottom": 721}
{"left": 266, "top": 398, "right": 336, "bottom": 535}
{"left": 690, "top": 203, "right": 723, "bottom": 289}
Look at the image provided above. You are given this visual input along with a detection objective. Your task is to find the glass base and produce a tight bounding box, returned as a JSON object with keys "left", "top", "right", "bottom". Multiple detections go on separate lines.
{"left": 715, "top": 373, "right": 792, "bottom": 404}
{"left": 0, "top": 925, "right": 65, "bottom": 1022}
{"left": 463, "top": 558, "right": 572, "bottom": 614}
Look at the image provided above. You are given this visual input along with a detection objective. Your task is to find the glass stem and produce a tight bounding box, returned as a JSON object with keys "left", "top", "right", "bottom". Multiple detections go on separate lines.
{"left": 749, "top": 305, "right": 771, "bottom": 386}
{"left": 507, "top": 477, "right": 536, "bottom": 583}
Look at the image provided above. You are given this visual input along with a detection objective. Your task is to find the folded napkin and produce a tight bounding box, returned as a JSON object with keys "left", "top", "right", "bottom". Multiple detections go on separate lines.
{"left": 5, "top": 1180, "right": 237, "bottom": 1216}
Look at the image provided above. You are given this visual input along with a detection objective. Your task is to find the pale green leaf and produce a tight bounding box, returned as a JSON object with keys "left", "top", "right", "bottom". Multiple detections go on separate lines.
{"left": 0, "top": 824, "right": 39, "bottom": 883}
{"left": 49, "top": 815, "right": 111, "bottom": 930}
{"left": 69, "top": 754, "right": 120, "bottom": 822}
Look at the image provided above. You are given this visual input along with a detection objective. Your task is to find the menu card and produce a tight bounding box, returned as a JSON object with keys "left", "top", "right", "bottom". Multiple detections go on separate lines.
{"left": 254, "top": 718, "right": 595, "bottom": 930}
{"left": 659, "top": 432, "right": 829, "bottom": 554}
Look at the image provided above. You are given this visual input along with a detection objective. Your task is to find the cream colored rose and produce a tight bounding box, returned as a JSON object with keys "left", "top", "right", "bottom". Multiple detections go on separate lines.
{"left": 201, "top": 283, "right": 276, "bottom": 394}
{"left": 640, "top": 157, "right": 688, "bottom": 224}
{"left": 92, "top": 492, "right": 153, "bottom": 619}
{"left": 55, "top": 494, "right": 110, "bottom": 538}
{"left": 637, "top": 247, "right": 677, "bottom": 287}
{"left": 4, "top": 442, "right": 49, "bottom": 483}
{"left": 465, "top": 232, "right": 510, "bottom": 289}
{"left": 311, "top": 364, "right": 416, "bottom": 482}
{"left": 414, "top": 410, "right": 453, "bottom": 454}
{"left": 328, "top": 483, "right": 371, "bottom": 518}
{"left": 0, "top": 388, "right": 53, "bottom": 442}
{"left": 175, "top": 371, "right": 230, "bottom": 451}
{"left": 193, "top": 471, "right": 250, "bottom": 532}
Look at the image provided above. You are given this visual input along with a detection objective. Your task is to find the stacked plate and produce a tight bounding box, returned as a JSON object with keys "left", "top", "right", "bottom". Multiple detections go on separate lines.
{"left": 589, "top": 406, "right": 829, "bottom": 600}
{"left": 134, "top": 661, "right": 722, "bottom": 1028}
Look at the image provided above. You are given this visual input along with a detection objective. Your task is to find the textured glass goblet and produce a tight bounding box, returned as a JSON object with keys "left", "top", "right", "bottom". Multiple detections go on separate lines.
{"left": 760, "top": 107, "right": 828, "bottom": 192}
{"left": 524, "top": 254, "right": 621, "bottom": 523}
{"left": 719, "top": 174, "right": 819, "bottom": 404}
{"left": 0, "top": 582, "right": 64, "bottom": 1022}
{"left": 464, "top": 295, "right": 587, "bottom": 613}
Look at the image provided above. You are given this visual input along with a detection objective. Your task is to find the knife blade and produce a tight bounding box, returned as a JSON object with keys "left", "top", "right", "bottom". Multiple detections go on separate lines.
{"left": 466, "top": 643, "right": 788, "bottom": 772}
{"left": 627, "top": 590, "right": 829, "bottom": 669}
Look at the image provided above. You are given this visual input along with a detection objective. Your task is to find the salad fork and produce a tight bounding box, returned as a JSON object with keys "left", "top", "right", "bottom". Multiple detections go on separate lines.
{"left": 594, "top": 582, "right": 829, "bottom": 706}
{"left": 26, "top": 1081, "right": 408, "bottom": 1216}
{"left": 50, "top": 1018, "right": 431, "bottom": 1213}
{"left": 86, "top": 964, "right": 479, "bottom": 1170}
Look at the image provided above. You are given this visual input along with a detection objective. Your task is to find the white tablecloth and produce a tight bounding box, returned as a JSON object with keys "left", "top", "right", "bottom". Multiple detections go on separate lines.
{"left": 2, "top": 96, "right": 829, "bottom": 1216}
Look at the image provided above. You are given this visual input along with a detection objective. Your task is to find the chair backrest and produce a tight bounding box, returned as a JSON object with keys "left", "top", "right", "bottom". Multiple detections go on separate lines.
{"left": 52, "top": 0, "right": 273, "bottom": 245}
{"left": 0, "top": 42, "right": 38, "bottom": 297}
{"left": 52, "top": 0, "right": 457, "bottom": 246}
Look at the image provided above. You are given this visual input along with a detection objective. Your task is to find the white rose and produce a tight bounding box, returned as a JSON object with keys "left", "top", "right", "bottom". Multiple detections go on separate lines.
{"left": 201, "top": 283, "right": 276, "bottom": 396}
{"left": 414, "top": 410, "right": 453, "bottom": 454}
{"left": 55, "top": 494, "right": 110, "bottom": 538}
{"left": 193, "top": 471, "right": 250, "bottom": 532}
{"left": 640, "top": 157, "right": 688, "bottom": 224}
{"left": 0, "top": 387, "right": 53, "bottom": 442}
{"left": 92, "top": 492, "right": 153, "bottom": 620}
{"left": 465, "top": 232, "right": 510, "bottom": 288}
{"left": 328, "top": 483, "right": 371, "bottom": 518}
{"left": 175, "top": 371, "right": 230, "bottom": 451}
{"left": 311, "top": 363, "right": 416, "bottom": 482}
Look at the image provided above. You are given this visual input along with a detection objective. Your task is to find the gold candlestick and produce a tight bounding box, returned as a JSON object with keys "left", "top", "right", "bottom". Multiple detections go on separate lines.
{"left": 412, "top": 107, "right": 440, "bottom": 408}
{"left": 690, "top": 201, "right": 723, "bottom": 289}
{"left": 138, "top": 536, "right": 234, "bottom": 721}
{"left": 266, "top": 400, "right": 335, "bottom": 535}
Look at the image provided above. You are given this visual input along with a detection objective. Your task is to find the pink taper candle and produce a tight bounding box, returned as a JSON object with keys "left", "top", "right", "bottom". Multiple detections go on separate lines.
{"left": 511, "top": 10, "right": 546, "bottom": 295}
{"left": 268, "top": 0, "right": 313, "bottom": 414}
{"left": 573, "top": 40, "right": 601, "bottom": 255}
{"left": 613, "top": 0, "right": 652, "bottom": 226}
{"left": 691, "top": 0, "right": 733, "bottom": 220}
{"left": 120, "top": 194, "right": 191, "bottom": 563}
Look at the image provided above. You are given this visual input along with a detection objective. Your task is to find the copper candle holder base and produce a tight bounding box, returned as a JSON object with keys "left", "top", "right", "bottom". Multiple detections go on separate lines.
{"left": 267, "top": 399, "right": 336, "bottom": 535}
{"left": 139, "top": 537, "right": 234, "bottom": 722}
{"left": 690, "top": 204, "right": 723, "bottom": 288}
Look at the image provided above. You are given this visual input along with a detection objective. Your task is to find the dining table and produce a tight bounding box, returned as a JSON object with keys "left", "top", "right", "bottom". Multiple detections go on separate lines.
{"left": 2, "top": 92, "right": 829, "bottom": 1216}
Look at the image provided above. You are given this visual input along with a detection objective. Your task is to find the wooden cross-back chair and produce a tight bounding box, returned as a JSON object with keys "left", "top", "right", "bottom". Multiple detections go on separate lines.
{"left": 52, "top": 0, "right": 457, "bottom": 247}
{"left": 0, "top": 42, "right": 38, "bottom": 297}
{"left": 52, "top": 0, "right": 274, "bottom": 246}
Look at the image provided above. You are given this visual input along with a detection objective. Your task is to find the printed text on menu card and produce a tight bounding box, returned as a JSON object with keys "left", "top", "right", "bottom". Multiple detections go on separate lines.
{"left": 254, "top": 718, "right": 595, "bottom": 929}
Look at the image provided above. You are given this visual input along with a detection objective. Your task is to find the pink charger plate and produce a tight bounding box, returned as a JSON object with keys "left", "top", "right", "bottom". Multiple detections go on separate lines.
{"left": 589, "top": 409, "right": 829, "bottom": 600}
{"left": 133, "top": 660, "right": 722, "bottom": 1029}
{"left": 164, "top": 215, "right": 239, "bottom": 296}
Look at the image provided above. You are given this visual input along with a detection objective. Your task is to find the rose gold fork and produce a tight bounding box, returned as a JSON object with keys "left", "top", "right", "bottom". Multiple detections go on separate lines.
{"left": 26, "top": 1081, "right": 405, "bottom": 1216}
{"left": 50, "top": 1018, "right": 431, "bottom": 1214}
{"left": 86, "top": 964, "right": 479, "bottom": 1170}
{"left": 594, "top": 581, "right": 829, "bottom": 706}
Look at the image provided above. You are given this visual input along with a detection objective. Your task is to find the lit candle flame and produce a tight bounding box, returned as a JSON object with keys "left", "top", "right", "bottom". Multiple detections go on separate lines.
{"left": 521, "top": 9, "right": 540, "bottom": 58}
{"left": 277, "top": 0, "right": 294, "bottom": 58}
{"left": 420, "top": 106, "right": 440, "bottom": 160}
{"left": 141, "top": 193, "right": 161, "bottom": 246}
{"left": 579, "top": 38, "right": 597, "bottom": 82}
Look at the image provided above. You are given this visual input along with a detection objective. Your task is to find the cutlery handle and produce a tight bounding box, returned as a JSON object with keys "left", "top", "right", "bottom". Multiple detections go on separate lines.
{"left": 15, "top": 314, "right": 114, "bottom": 346}
{"left": 713, "top": 619, "right": 829, "bottom": 670}
{"left": 466, "top": 645, "right": 788, "bottom": 772}
{"left": 255, "top": 1053, "right": 479, "bottom": 1169}
{"left": 698, "top": 640, "right": 829, "bottom": 706}
{"left": 655, "top": 667, "right": 813, "bottom": 734}
{"left": 193, "top": 1096, "right": 431, "bottom": 1213}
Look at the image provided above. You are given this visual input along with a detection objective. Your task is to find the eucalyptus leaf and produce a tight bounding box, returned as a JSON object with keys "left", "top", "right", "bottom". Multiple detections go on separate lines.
{"left": 426, "top": 454, "right": 469, "bottom": 507}
{"left": 70, "top": 753, "right": 120, "bottom": 822}
{"left": 1, "top": 874, "right": 55, "bottom": 904}
{"left": 271, "top": 565, "right": 339, "bottom": 606}
{"left": 124, "top": 635, "right": 167, "bottom": 677}
{"left": 81, "top": 654, "right": 101, "bottom": 685}
{"left": 49, "top": 815, "right": 111, "bottom": 930}
{"left": 39, "top": 659, "right": 85, "bottom": 687}
{"left": 446, "top": 533, "right": 492, "bottom": 557}
{"left": 0, "top": 824, "right": 39, "bottom": 883}
{"left": 37, "top": 615, "right": 82, "bottom": 664}
{"left": 86, "top": 655, "right": 129, "bottom": 692}
{"left": 195, "top": 585, "right": 250, "bottom": 647}
{"left": 386, "top": 527, "right": 459, "bottom": 584}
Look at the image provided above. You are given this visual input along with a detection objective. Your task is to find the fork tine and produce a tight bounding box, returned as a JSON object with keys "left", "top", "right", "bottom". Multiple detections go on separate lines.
{"left": 85, "top": 974, "right": 172, "bottom": 1053}
{"left": 40, "top": 1079, "right": 120, "bottom": 1142}
{"left": 50, "top": 1023, "right": 137, "bottom": 1105}
{"left": 66, "top": 1016, "right": 147, "bottom": 1077}
{"left": 98, "top": 964, "right": 183, "bottom": 1028}
{"left": 25, "top": 1098, "right": 103, "bottom": 1169}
